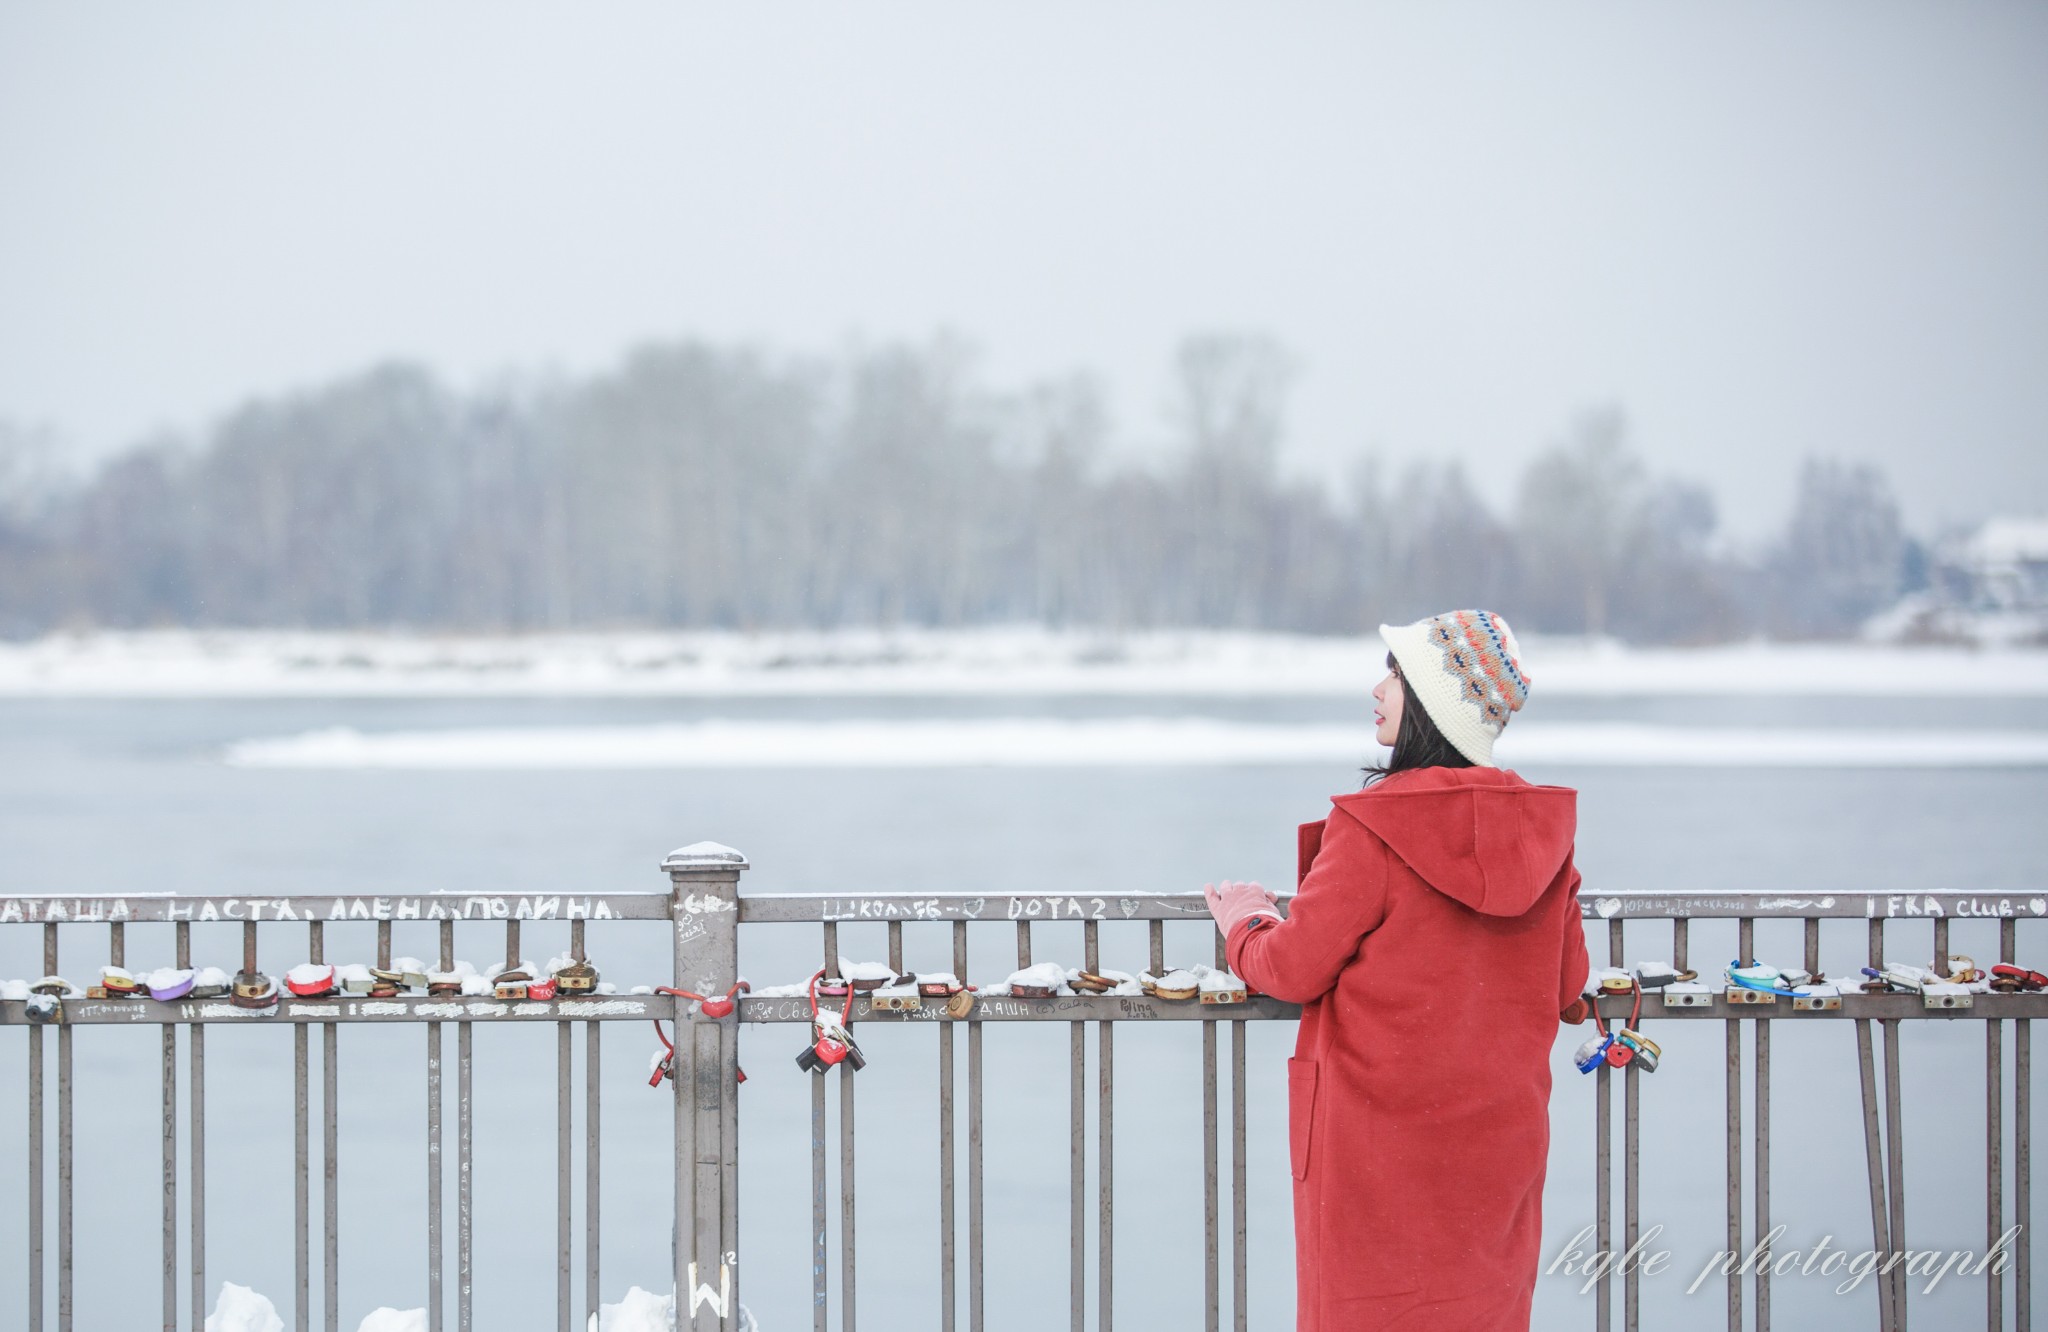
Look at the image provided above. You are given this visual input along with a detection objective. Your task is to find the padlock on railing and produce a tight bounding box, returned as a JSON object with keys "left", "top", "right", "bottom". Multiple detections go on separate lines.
{"left": 796, "top": 1017, "right": 865, "bottom": 1074}
{"left": 1615, "top": 1028, "right": 1660, "bottom": 1072}
{"left": 1574, "top": 1031, "right": 1613, "bottom": 1073}
{"left": 794, "top": 968, "right": 865, "bottom": 1074}
{"left": 648, "top": 1050, "right": 675, "bottom": 1088}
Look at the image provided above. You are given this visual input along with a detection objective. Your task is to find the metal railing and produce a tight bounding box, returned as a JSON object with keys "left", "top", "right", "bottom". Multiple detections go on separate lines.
{"left": 6, "top": 862, "right": 2043, "bottom": 1332}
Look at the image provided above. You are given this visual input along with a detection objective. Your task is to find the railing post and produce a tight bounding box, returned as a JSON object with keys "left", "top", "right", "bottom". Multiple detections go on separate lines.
{"left": 664, "top": 841, "right": 748, "bottom": 1332}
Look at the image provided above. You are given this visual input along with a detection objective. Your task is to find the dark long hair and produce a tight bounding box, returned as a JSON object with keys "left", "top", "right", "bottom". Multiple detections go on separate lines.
{"left": 1362, "top": 651, "right": 1475, "bottom": 786}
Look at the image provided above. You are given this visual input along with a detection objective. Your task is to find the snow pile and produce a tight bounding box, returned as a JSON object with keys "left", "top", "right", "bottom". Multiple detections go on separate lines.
{"left": 355, "top": 1310, "right": 426, "bottom": 1332}
{"left": 205, "top": 1283, "right": 283, "bottom": 1332}
{"left": 7, "top": 627, "right": 2046, "bottom": 698}
{"left": 1, "top": 978, "right": 29, "bottom": 1000}
{"left": 588, "top": 1287, "right": 757, "bottom": 1332}
{"left": 837, "top": 959, "right": 898, "bottom": 983}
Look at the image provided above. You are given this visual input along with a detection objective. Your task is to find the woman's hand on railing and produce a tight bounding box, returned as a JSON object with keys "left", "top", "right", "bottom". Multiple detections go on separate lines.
{"left": 1204, "top": 879, "right": 1282, "bottom": 937}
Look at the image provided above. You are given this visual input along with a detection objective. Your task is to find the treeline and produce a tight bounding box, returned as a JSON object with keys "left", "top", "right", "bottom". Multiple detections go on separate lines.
{"left": 0, "top": 334, "right": 1919, "bottom": 643}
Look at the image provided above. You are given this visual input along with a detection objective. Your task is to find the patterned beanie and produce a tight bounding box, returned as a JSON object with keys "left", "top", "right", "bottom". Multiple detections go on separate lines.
{"left": 1377, "top": 609, "right": 1533, "bottom": 766}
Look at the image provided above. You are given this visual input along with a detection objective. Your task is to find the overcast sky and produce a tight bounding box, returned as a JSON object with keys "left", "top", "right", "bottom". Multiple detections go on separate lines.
{"left": 2, "top": 2, "right": 2043, "bottom": 539}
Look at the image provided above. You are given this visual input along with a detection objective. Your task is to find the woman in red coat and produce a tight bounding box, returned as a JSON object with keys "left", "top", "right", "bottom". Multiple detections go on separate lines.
{"left": 1206, "top": 609, "right": 1592, "bottom": 1331}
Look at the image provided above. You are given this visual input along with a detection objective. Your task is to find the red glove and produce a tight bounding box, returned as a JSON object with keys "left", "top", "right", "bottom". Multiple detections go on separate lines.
{"left": 1204, "top": 880, "right": 1281, "bottom": 938}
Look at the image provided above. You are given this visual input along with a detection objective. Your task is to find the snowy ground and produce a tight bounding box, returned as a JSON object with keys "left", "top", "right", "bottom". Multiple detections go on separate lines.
{"left": 3, "top": 626, "right": 2047, "bottom": 697}
{"left": 202, "top": 1282, "right": 753, "bottom": 1332}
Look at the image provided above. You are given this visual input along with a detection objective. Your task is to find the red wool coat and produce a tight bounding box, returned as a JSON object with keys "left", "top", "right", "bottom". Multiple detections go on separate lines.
{"left": 1227, "top": 765, "right": 1591, "bottom": 1332}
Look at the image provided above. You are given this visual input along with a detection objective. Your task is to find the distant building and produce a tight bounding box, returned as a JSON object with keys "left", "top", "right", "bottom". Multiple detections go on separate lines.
{"left": 1931, "top": 515, "right": 2048, "bottom": 612}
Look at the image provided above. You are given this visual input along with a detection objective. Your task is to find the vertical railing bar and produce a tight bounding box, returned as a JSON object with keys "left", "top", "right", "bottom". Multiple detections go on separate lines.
{"left": 58, "top": 989, "right": 72, "bottom": 1332}
{"left": 1080, "top": 922, "right": 1100, "bottom": 1331}
{"left": 1756, "top": 1013, "right": 1771, "bottom": 1332}
{"left": 969, "top": 1017, "right": 985, "bottom": 1332}
{"left": 183, "top": 922, "right": 207, "bottom": 1332}
{"left": 585, "top": 1020, "right": 600, "bottom": 1331}
{"left": 2008, "top": 917, "right": 2031, "bottom": 1332}
{"left": 887, "top": 920, "right": 903, "bottom": 976}
{"left": 571, "top": 920, "right": 585, "bottom": 964}
{"left": 823, "top": 922, "right": 838, "bottom": 976}
{"left": 506, "top": 921, "right": 520, "bottom": 974}
{"left": 812, "top": 1060, "right": 827, "bottom": 1332}
{"left": 428, "top": 1021, "right": 443, "bottom": 1332}
{"left": 1883, "top": 1019, "right": 1909, "bottom": 1330}
{"left": 1989, "top": 1015, "right": 2004, "bottom": 1332}
{"left": 1148, "top": 921, "right": 1164, "bottom": 978}
{"left": 941, "top": 920, "right": 964, "bottom": 1326}
{"left": 1857, "top": 1019, "right": 1896, "bottom": 1331}
{"left": 378, "top": 920, "right": 392, "bottom": 972}
{"left": 324, "top": 1022, "right": 339, "bottom": 1332}
{"left": 558, "top": 1020, "right": 572, "bottom": 1332}
{"left": 1231, "top": 1018, "right": 1247, "bottom": 1332}
{"left": 163, "top": 1015, "right": 178, "bottom": 1332}
{"left": 940, "top": 1005, "right": 957, "bottom": 1332}
{"left": 840, "top": 1059, "right": 857, "bottom": 1332}
{"left": 1596, "top": 1007, "right": 1611, "bottom": 1332}
{"left": 30, "top": 999, "right": 44, "bottom": 1332}
{"left": 1099, "top": 1018, "right": 1114, "bottom": 1332}
{"left": 111, "top": 919, "right": 124, "bottom": 968}
{"left": 459, "top": 1019, "right": 474, "bottom": 1332}
{"left": 2019, "top": 1015, "right": 2033, "bottom": 1332}
{"left": 1611, "top": 918, "right": 1638, "bottom": 1332}
{"left": 1016, "top": 922, "right": 1031, "bottom": 969}
{"left": 1934, "top": 918, "right": 1949, "bottom": 979}
{"left": 1804, "top": 917, "right": 1819, "bottom": 979}
{"left": 1203, "top": 1020, "right": 1220, "bottom": 1332}
{"left": 1672, "top": 918, "right": 1688, "bottom": 976}
{"left": 1205, "top": 927, "right": 1224, "bottom": 1332}
{"left": 1725, "top": 1000, "right": 1742, "bottom": 1332}
{"left": 1070, "top": 1019, "right": 1085, "bottom": 1332}
{"left": 296, "top": 1019, "right": 311, "bottom": 1332}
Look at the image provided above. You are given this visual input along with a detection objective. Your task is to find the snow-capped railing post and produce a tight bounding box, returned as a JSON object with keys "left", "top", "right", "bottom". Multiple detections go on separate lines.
{"left": 663, "top": 841, "right": 748, "bottom": 1331}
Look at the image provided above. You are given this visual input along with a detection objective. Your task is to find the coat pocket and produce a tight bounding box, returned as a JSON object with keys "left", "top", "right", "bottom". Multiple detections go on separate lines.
{"left": 1287, "top": 1057, "right": 1319, "bottom": 1181}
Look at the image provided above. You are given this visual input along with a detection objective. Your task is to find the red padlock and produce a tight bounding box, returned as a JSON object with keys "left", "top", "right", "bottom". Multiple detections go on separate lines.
{"left": 648, "top": 1051, "right": 675, "bottom": 1087}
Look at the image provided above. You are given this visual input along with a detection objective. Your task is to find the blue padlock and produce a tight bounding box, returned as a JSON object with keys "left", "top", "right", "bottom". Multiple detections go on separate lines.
{"left": 1575, "top": 1032, "right": 1613, "bottom": 1074}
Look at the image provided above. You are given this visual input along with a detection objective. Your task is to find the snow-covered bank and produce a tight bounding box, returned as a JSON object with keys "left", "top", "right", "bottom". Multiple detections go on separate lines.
{"left": 223, "top": 717, "right": 2048, "bottom": 770}
{"left": 5, "top": 628, "right": 2048, "bottom": 697}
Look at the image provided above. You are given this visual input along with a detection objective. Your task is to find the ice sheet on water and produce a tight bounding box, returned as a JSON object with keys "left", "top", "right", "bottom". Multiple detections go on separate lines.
{"left": 220, "top": 717, "right": 2048, "bottom": 771}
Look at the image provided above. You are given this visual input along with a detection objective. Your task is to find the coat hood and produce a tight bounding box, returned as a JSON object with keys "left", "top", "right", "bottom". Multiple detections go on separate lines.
{"left": 1333, "top": 766, "right": 1577, "bottom": 917}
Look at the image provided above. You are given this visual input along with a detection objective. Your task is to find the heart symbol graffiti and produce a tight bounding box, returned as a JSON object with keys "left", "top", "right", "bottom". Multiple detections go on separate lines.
{"left": 961, "top": 899, "right": 986, "bottom": 919}
{"left": 1120, "top": 899, "right": 1139, "bottom": 917}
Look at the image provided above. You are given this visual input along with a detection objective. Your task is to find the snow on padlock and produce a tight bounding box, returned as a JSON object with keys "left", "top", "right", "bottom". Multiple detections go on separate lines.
{"left": 870, "top": 981, "right": 922, "bottom": 1012}
{"left": 1791, "top": 983, "right": 1844, "bottom": 1011}
{"left": 1595, "top": 967, "right": 1635, "bottom": 995}
{"left": 1574, "top": 1032, "right": 1613, "bottom": 1074}
{"left": 25, "top": 992, "right": 61, "bottom": 1024}
{"left": 1007, "top": 962, "right": 1068, "bottom": 999}
{"left": 1922, "top": 981, "right": 1973, "bottom": 1010}
{"left": 1198, "top": 970, "right": 1249, "bottom": 1005}
{"left": 285, "top": 963, "right": 337, "bottom": 999}
{"left": 648, "top": 1049, "right": 675, "bottom": 1088}
{"left": 1631, "top": 961, "right": 1679, "bottom": 989}
{"left": 1660, "top": 981, "right": 1713, "bottom": 1008}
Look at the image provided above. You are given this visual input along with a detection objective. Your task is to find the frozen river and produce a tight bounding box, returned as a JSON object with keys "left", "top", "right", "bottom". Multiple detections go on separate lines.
{"left": 4, "top": 667, "right": 2048, "bottom": 1329}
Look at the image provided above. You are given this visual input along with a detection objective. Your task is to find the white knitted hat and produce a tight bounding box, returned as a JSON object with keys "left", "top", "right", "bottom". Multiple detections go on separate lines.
{"left": 1377, "top": 609, "right": 1533, "bottom": 766}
